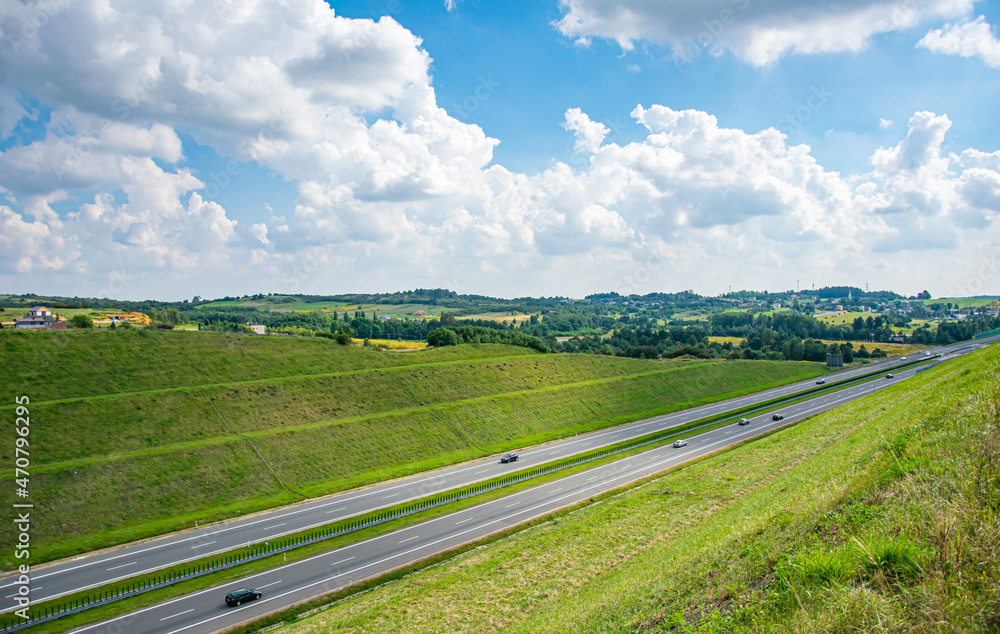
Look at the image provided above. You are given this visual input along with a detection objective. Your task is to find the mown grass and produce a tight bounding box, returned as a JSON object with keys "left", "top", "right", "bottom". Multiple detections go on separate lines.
{"left": 0, "top": 331, "right": 822, "bottom": 567}
{"left": 271, "top": 343, "right": 999, "bottom": 634}
{"left": 3, "top": 360, "right": 819, "bottom": 564}
{"left": 12, "top": 354, "right": 693, "bottom": 465}
{"left": 0, "top": 330, "right": 535, "bottom": 402}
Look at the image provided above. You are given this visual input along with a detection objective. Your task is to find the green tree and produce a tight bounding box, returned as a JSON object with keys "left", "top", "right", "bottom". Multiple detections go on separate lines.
{"left": 839, "top": 342, "right": 854, "bottom": 363}
{"left": 439, "top": 311, "right": 457, "bottom": 327}
{"left": 427, "top": 328, "right": 459, "bottom": 347}
{"left": 334, "top": 325, "right": 353, "bottom": 345}
{"left": 71, "top": 315, "right": 94, "bottom": 329}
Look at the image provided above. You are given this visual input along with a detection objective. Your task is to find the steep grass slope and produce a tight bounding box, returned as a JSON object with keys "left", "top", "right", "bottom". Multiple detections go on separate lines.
{"left": 274, "top": 344, "right": 999, "bottom": 634}
{"left": 0, "top": 331, "right": 822, "bottom": 565}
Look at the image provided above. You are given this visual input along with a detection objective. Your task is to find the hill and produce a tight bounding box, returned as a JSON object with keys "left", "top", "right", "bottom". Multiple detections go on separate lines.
{"left": 0, "top": 331, "right": 823, "bottom": 565}
{"left": 271, "top": 342, "right": 999, "bottom": 633}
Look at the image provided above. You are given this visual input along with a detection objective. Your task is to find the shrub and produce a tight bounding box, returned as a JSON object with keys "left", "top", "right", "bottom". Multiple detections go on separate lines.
{"left": 71, "top": 314, "right": 94, "bottom": 329}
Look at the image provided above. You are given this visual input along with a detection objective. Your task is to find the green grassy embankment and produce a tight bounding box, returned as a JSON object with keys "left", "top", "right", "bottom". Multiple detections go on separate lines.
{"left": 0, "top": 331, "right": 823, "bottom": 566}
{"left": 0, "top": 331, "right": 535, "bottom": 402}
{"left": 272, "top": 343, "right": 1000, "bottom": 634}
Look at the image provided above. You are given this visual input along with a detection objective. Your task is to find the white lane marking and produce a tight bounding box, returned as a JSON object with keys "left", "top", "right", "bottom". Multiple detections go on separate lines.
{"left": 586, "top": 476, "right": 600, "bottom": 481}
{"left": 85, "top": 365, "right": 964, "bottom": 634}
{"left": 257, "top": 580, "right": 282, "bottom": 589}
{"left": 550, "top": 488, "right": 563, "bottom": 493}
{"left": 325, "top": 507, "right": 346, "bottom": 514}
{"left": 399, "top": 535, "right": 420, "bottom": 544}
{"left": 106, "top": 561, "right": 137, "bottom": 571}
{"left": 455, "top": 517, "right": 474, "bottom": 525}
{"left": 382, "top": 493, "right": 399, "bottom": 499}
{"left": 474, "top": 469, "right": 490, "bottom": 475}
{"left": 262, "top": 523, "right": 286, "bottom": 532}
{"left": 5, "top": 587, "right": 41, "bottom": 599}
{"left": 330, "top": 556, "right": 355, "bottom": 567}
{"left": 160, "top": 608, "right": 194, "bottom": 621}
{"left": 18, "top": 357, "right": 938, "bottom": 605}
{"left": 505, "top": 502, "right": 520, "bottom": 508}
{"left": 190, "top": 541, "right": 215, "bottom": 549}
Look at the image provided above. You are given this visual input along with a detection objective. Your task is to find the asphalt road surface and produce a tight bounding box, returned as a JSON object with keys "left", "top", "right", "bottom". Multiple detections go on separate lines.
{"left": 2, "top": 337, "right": 992, "bottom": 614}
{"left": 59, "top": 337, "right": 996, "bottom": 634}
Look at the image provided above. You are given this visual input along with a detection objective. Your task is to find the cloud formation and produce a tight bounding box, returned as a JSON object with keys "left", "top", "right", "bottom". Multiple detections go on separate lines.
{"left": 918, "top": 15, "right": 1000, "bottom": 68}
{"left": 553, "top": 0, "right": 974, "bottom": 65}
{"left": 0, "top": 0, "right": 996, "bottom": 299}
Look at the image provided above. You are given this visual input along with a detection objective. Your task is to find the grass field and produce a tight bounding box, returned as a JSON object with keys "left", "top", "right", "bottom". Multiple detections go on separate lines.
{"left": 0, "top": 331, "right": 823, "bottom": 566}
{"left": 458, "top": 312, "right": 533, "bottom": 324}
{"left": 275, "top": 340, "right": 999, "bottom": 634}
{"left": 922, "top": 297, "right": 999, "bottom": 308}
{"left": 815, "top": 310, "right": 880, "bottom": 326}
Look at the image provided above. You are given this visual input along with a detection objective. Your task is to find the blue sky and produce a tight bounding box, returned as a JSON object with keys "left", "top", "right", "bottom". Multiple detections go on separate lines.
{"left": 1, "top": 0, "right": 999, "bottom": 300}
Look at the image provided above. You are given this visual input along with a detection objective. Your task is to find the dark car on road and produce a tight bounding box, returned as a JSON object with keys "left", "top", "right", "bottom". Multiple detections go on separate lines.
{"left": 772, "top": 413, "right": 784, "bottom": 421}
{"left": 225, "top": 588, "right": 262, "bottom": 606}
{"left": 737, "top": 418, "right": 751, "bottom": 426}
{"left": 816, "top": 379, "right": 826, "bottom": 385}
{"left": 500, "top": 452, "right": 519, "bottom": 463}
{"left": 886, "top": 373, "right": 894, "bottom": 379}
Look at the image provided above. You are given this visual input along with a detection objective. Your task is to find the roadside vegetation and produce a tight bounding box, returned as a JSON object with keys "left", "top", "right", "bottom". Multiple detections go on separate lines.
{"left": 271, "top": 343, "right": 1000, "bottom": 634}
{"left": 0, "top": 331, "right": 822, "bottom": 567}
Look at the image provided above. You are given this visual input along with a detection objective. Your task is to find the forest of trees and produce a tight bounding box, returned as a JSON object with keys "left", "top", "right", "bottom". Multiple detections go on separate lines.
{"left": 4, "top": 288, "right": 997, "bottom": 361}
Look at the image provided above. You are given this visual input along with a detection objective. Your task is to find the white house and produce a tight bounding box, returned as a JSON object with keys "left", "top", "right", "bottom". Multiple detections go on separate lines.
{"left": 14, "top": 306, "right": 56, "bottom": 329}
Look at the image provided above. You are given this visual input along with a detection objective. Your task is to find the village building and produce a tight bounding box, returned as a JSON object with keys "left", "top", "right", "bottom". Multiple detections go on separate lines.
{"left": 14, "top": 306, "right": 56, "bottom": 329}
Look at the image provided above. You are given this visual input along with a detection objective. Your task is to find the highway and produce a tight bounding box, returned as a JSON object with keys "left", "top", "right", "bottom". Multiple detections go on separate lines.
{"left": 63, "top": 339, "right": 995, "bottom": 634}
{"left": 1, "top": 337, "right": 992, "bottom": 614}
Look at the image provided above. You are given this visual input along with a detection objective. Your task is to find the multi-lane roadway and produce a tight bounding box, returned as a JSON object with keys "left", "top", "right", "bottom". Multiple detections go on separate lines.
{"left": 0, "top": 344, "right": 955, "bottom": 610}
{"left": 3, "top": 336, "right": 996, "bottom": 633}
{"left": 65, "top": 339, "right": 996, "bottom": 634}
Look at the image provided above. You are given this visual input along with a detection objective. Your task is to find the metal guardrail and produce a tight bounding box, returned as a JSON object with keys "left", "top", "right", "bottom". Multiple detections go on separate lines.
{"left": 0, "top": 353, "right": 944, "bottom": 631}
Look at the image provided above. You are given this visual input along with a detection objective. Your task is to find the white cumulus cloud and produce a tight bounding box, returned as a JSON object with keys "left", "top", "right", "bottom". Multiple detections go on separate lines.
{"left": 0, "top": 0, "right": 996, "bottom": 299}
{"left": 918, "top": 15, "right": 1000, "bottom": 68}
